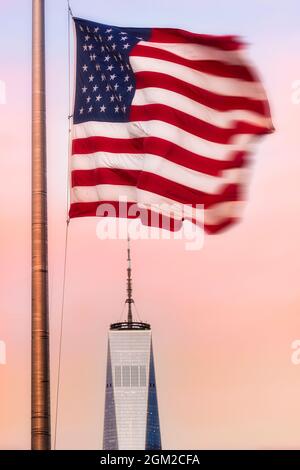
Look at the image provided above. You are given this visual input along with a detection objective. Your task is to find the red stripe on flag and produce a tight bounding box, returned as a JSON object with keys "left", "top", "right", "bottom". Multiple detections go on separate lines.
{"left": 135, "top": 72, "right": 270, "bottom": 115}
{"left": 150, "top": 29, "right": 244, "bottom": 50}
{"left": 137, "top": 172, "right": 240, "bottom": 207}
{"left": 204, "top": 216, "right": 238, "bottom": 234}
{"left": 72, "top": 168, "right": 140, "bottom": 187}
{"left": 69, "top": 200, "right": 238, "bottom": 234}
{"left": 72, "top": 135, "right": 249, "bottom": 177}
{"left": 69, "top": 200, "right": 183, "bottom": 231}
{"left": 71, "top": 167, "right": 240, "bottom": 207}
{"left": 72, "top": 136, "right": 144, "bottom": 156}
{"left": 130, "top": 104, "right": 270, "bottom": 144}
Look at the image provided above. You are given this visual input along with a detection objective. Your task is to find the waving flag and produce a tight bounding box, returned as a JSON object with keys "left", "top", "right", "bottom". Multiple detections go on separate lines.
{"left": 70, "top": 17, "right": 273, "bottom": 233}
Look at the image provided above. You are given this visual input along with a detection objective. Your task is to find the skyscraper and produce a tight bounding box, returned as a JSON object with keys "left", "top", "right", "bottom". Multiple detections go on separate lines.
{"left": 103, "top": 240, "right": 161, "bottom": 450}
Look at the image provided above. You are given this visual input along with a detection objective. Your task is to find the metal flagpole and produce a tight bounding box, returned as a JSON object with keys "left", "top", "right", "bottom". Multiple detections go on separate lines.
{"left": 32, "top": 0, "right": 51, "bottom": 450}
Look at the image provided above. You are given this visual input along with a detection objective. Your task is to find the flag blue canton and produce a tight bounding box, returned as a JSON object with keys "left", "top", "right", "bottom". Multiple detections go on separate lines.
{"left": 73, "top": 18, "right": 151, "bottom": 124}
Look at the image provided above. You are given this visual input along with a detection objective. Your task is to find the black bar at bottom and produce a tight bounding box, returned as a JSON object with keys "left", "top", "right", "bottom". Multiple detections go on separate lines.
{"left": 0, "top": 450, "right": 299, "bottom": 467}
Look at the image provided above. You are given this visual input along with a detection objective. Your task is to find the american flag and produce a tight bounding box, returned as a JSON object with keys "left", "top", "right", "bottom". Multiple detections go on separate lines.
{"left": 70, "top": 17, "right": 273, "bottom": 233}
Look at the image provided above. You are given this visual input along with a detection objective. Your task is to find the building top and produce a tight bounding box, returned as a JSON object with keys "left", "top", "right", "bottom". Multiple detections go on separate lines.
{"left": 110, "top": 321, "right": 151, "bottom": 331}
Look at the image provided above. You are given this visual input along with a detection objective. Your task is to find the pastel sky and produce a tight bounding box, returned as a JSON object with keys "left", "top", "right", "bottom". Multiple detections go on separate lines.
{"left": 1, "top": 0, "right": 300, "bottom": 450}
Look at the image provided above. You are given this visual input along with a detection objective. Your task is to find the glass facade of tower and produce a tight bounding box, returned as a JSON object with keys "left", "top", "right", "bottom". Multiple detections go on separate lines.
{"left": 103, "top": 326, "right": 161, "bottom": 450}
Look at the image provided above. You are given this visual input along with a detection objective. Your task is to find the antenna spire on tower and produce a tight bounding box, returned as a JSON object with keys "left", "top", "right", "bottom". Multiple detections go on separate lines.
{"left": 126, "top": 236, "right": 133, "bottom": 324}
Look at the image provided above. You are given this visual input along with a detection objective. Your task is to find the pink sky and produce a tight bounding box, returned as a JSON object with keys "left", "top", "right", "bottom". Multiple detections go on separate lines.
{"left": 1, "top": 0, "right": 300, "bottom": 450}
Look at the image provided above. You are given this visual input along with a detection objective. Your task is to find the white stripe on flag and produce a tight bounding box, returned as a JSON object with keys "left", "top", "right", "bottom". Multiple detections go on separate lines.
{"left": 71, "top": 184, "right": 137, "bottom": 204}
{"left": 72, "top": 151, "right": 249, "bottom": 194}
{"left": 132, "top": 87, "right": 272, "bottom": 129}
{"left": 138, "top": 41, "right": 246, "bottom": 64}
{"left": 70, "top": 185, "right": 242, "bottom": 225}
{"left": 72, "top": 121, "right": 256, "bottom": 161}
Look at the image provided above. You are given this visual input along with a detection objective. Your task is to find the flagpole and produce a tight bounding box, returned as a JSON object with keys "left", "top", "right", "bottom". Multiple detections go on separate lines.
{"left": 32, "top": 0, "right": 51, "bottom": 450}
